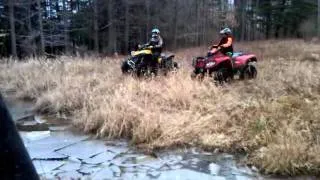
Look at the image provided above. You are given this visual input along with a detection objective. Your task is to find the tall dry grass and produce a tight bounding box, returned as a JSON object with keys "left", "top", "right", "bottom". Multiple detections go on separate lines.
{"left": 0, "top": 40, "right": 320, "bottom": 176}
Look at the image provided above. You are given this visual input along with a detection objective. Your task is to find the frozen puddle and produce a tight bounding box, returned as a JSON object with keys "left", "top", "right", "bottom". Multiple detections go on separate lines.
{"left": 20, "top": 130, "right": 264, "bottom": 180}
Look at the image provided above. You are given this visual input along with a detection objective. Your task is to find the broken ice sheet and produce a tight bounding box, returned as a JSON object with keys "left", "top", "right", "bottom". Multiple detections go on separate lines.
{"left": 110, "top": 165, "right": 121, "bottom": 174}
{"left": 141, "top": 160, "right": 166, "bottom": 170}
{"left": 57, "top": 139, "right": 108, "bottom": 160}
{"left": 190, "top": 158, "right": 201, "bottom": 165}
{"left": 93, "top": 168, "right": 114, "bottom": 179}
{"left": 33, "top": 160, "right": 64, "bottom": 175}
{"left": 231, "top": 166, "right": 256, "bottom": 176}
{"left": 83, "top": 151, "right": 117, "bottom": 165}
{"left": 55, "top": 171, "right": 84, "bottom": 179}
{"left": 160, "top": 154, "right": 183, "bottom": 166}
{"left": 78, "top": 164, "right": 102, "bottom": 176}
{"left": 24, "top": 131, "right": 89, "bottom": 153}
{"left": 147, "top": 170, "right": 161, "bottom": 177}
{"left": 58, "top": 161, "right": 81, "bottom": 172}
{"left": 111, "top": 155, "right": 138, "bottom": 168}
{"left": 49, "top": 125, "right": 71, "bottom": 132}
{"left": 235, "top": 175, "right": 254, "bottom": 180}
{"left": 32, "top": 151, "right": 68, "bottom": 161}
{"left": 157, "top": 169, "right": 224, "bottom": 180}
{"left": 133, "top": 155, "right": 166, "bottom": 170}
{"left": 169, "top": 164, "right": 184, "bottom": 170}
{"left": 106, "top": 146, "right": 128, "bottom": 155}
{"left": 209, "top": 163, "right": 221, "bottom": 175}
{"left": 24, "top": 131, "right": 51, "bottom": 141}
{"left": 120, "top": 172, "right": 149, "bottom": 180}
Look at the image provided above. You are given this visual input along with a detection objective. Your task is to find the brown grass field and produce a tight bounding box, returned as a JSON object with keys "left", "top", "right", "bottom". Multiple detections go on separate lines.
{"left": 0, "top": 40, "right": 320, "bottom": 176}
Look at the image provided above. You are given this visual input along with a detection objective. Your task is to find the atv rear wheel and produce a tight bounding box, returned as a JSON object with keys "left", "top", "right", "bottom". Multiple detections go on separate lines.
{"left": 214, "top": 68, "right": 233, "bottom": 84}
{"left": 240, "top": 64, "right": 257, "bottom": 80}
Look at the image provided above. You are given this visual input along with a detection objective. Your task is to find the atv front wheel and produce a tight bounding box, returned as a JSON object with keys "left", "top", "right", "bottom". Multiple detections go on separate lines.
{"left": 121, "top": 61, "right": 131, "bottom": 74}
{"left": 240, "top": 64, "right": 257, "bottom": 80}
{"left": 214, "top": 68, "right": 233, "bottom": 84}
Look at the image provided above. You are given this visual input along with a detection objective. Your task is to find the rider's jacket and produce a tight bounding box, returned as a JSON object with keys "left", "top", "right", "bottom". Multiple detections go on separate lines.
{"left": 147, "top": 35, "right": 163, "bottom": 54}
{"left": 218, "top": 35, "right": 233, "bottom": 55}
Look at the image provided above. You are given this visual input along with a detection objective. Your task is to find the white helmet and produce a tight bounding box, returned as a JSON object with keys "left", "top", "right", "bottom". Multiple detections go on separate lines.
{"left": 220, "top": 28, "right": 232, "bottom": 35}
{"left": 152, "top": 28, "right": 160, "bottom": 34}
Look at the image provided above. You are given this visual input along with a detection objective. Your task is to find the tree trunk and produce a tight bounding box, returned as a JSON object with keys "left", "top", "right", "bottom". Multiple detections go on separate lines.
{"left": 37, "top": 0, "right": 45, "bottom": 55}
{"left": 173, "top": 0, "right": 178, "bottom": 49}
{"left": 202, "top": 0, "right": 207, "bottom": 45}
{"left": 27, "top": 1, "right": 35, "bottom": 57}
{"left": 9, "top": 0, "right": 17, "bottom": 57}
{"left": 255, "top": 0, "right": 260, "bottom": 40}
{"left": 274, "top": 0, "right": 286, "bottom": 39}
{"left": 107, "top": 0, "right": 115, "bottom": 54}
{"left": 318, "top": 0, "right": 320, "bottom": 37}
{"left": 196, "top": 0, "right": 201, "bottom": 46}
{"left": 240, "top": 0, "right": 246, "bottom": 41}
{"left": 145, "top": 0, "right": 150, "bottom": 41}
{"left": 124, "top": 0, "right": 129, "bottom": 53}
{"left": 93, "top": 0, "right": 99, "bottom": 52}
{"left": 265, "top": 0, "right": 272, "bottom": 39}
{"left": 62, "top": 0, "right": 69, "bottom": 53}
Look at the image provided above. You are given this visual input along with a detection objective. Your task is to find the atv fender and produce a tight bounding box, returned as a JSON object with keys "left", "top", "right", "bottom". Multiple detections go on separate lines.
{"left": 214, "top": 58, "right": 233, "bottom": 71}
{"left": 166, "top": 54, "right": 175, "bottom": 59}
{"left": 236, "top": 54, "right": 257, "bottom": 64}
{"left": 212, "top": 59, "right": 233, "bottom": 80}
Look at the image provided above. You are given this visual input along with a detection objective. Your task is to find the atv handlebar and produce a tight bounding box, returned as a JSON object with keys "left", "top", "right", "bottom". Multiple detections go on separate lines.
{"left": 208, "top": 46, "right": 222, "bottom": 55}
{"left": 210, "top": 45, "right": 219, "bottom": 49}
{"left": 138, "top": 44, "right": 154, "bottom": 50}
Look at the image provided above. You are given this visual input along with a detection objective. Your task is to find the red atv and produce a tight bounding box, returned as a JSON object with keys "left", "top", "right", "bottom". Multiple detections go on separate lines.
{"left": 191, "top": 47, "right": 258, "bottom": 83}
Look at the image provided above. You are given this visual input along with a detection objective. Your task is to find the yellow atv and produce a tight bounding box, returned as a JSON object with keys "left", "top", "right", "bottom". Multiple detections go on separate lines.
{"left": 121, "top": 45, "right": 178, "bottom": 77}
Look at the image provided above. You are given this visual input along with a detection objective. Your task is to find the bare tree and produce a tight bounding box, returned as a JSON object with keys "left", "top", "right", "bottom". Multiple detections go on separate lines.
{"left": 107, "top": 0, "right": 115, "bottom": 54}
{"left": 124, "top": 0, "right": 129, "bottom": 53}
{"left": 37, "top": 0, "right": 45, "bottom": 55}
{"left": 8, "top": 0, "right": 17, "bottom": 57}
{"left": 93, "top": 0, "right": 99, "bottom": 52}
{"left": 173, "top": 0, "right": 179, "bottom": 49}
{"left": 240, "top": 0, "right": 246, "bottom": 41}
{"left": 145, "top": 0, "right": 150, "bottom": 40}
{"left": 318, "top": 0, "right": 320, "bottom": 37}
{"left": 62, "top": 0, "right": 70, "bottom": 53}
{"left": 26, "top": 0, "right": 35, "bottom": 56}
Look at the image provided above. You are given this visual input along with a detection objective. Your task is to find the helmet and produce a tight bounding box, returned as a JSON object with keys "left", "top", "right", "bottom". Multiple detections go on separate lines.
{"left": 152, "top": 28, "right": 160, "bottom": 34}
{"left": 220, "top": 28, "right": 232, "bottom": 35}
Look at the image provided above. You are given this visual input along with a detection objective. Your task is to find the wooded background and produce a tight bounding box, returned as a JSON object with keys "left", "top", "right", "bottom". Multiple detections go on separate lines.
{"left": 0, "top": 0, "right": 319, "bottom": 58}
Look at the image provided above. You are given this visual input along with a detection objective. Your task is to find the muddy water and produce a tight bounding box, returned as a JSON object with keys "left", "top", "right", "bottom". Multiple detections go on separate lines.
{"left": 7, "top": 98, "right": 317, "bottom": 180}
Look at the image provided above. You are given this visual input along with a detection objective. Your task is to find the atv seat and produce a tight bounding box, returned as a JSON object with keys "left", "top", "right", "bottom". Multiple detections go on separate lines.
{"left": 232, "top": 52, "right": 244, "bottom": 58}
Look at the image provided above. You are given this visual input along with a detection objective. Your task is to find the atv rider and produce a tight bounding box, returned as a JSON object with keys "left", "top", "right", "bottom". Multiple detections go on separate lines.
{"left": 144, "top": 28, "right": 164, "bottom": 74}
{"left": 147, "top": 29, "right": 163, "bottom": 61}
{"left": 209, "top": 28, "right": 234, "bottom": 57}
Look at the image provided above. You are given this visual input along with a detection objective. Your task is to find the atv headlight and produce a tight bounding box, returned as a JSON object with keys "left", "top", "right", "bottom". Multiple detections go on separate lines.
{"left": 205, "top": 62, "right": 216, "bottom": 68}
